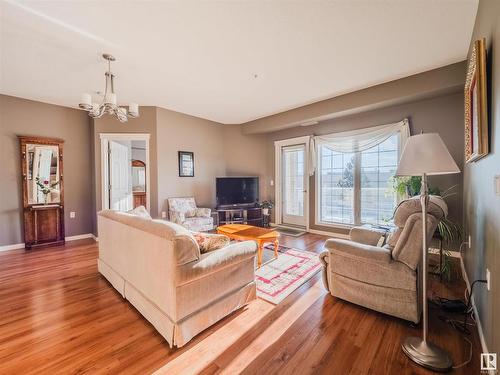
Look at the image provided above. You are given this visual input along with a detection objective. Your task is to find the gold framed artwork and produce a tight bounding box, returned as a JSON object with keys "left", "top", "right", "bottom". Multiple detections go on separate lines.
{"left": 464, "top": 38, "right": 489, "bottom": 163}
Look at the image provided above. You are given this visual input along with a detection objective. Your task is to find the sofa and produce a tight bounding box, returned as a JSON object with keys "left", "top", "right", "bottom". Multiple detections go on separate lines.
{"left": 319, "top": 196, "right": 447, "bottom": 323}
{"left": 97, "top": 209, "right": 257, "bottom": 347}
{"left": 167, "top": 197, "right": 214, "bottom": 232}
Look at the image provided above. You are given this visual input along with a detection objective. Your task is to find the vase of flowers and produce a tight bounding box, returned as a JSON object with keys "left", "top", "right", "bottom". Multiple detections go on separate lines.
{"left": 259, "top": 200, "right": 274, "bottom": 215}
{"left": 35, "top": 177, "right": 59, "bottom": 204}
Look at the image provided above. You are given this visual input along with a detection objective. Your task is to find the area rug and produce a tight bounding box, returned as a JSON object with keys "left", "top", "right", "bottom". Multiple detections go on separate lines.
{"left": 255, "top": 247, "right": 322, "bottom": 304}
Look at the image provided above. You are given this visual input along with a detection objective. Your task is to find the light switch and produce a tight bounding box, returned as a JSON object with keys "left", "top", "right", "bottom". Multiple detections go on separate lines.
{"left": 495, "top": 175, "right": 500, "bottom": 196}
{"left": 70, "top": 211, "right": 76, "bottom": 218}
{"left": 270, "top": 179, "right": 274, "bottom": 186}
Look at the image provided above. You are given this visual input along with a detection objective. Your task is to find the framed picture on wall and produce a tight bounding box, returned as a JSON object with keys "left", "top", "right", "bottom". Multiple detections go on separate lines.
{"left": 465, "top": 38, "right": 489, "bottom": 163}
{"left": 178, "top": 151, "right": 194, "bottom": 177}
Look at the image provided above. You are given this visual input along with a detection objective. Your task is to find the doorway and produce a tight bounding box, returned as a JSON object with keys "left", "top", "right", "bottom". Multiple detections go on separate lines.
{"left": 274, "top": 136, "right": 310, "bottom": 229}
{"left": 100, "top": 133, "right": 150, "bottom": 212}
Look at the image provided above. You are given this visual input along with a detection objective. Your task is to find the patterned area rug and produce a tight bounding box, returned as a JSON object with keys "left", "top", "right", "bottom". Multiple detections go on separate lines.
{"left": 256, "top": 247, "right": 322, "bottom": 304}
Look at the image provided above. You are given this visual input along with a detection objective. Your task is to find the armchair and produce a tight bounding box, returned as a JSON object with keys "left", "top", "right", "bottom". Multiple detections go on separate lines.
{"left": 168, "top": 197, "right": 214, "bottom": 232}
{"left": 319, "top": 196, "right": 447, "bottom": 323}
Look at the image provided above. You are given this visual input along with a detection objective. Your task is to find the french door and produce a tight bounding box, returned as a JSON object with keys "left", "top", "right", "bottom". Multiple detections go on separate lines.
{"left": 109, "top": 140, "right": 133, "bottom": 211}
{"left": 275, "top": 137, "right": 309, "bottom": 228}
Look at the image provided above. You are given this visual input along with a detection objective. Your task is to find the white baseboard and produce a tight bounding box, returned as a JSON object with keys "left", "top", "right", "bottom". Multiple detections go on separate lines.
{"left": 65, "top": 233, "right": 94, "bottom": 241}
{"left": 0, "top": 243, "right": 25, "bottom": 252}
{"left": 307, "top": 228, "right": 350, "bottom": 239}
{"left": 0, "top": 233, "right": 96, "bottom": 252}
{"left": 459, "top": 255, "right": 490, "bottom": 360}
{"left": 270, "top": 222, "right": 349, "bottom": 240}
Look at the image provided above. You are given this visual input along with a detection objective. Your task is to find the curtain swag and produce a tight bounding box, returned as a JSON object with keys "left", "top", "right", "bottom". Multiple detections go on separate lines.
{"left": 308, "top": 118, "right": 410, "bottom": 176}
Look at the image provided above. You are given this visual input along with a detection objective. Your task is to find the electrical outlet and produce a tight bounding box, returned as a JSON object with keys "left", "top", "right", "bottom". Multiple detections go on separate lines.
{"left": 70, "top": 211, "right": 76, "bottom": 219}
{"left": 270, "top": 179, "right": 274, "bottom": 186}
{"left": 161, "top": 211, "right": 167, "bottom": 219}
{"left": 486, "top": 269, "right": 491, "bottom": 291}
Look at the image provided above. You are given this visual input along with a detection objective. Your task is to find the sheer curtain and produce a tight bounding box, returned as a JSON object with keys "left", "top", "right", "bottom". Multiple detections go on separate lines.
{"left": 308, "top": 118, "right": 410, "bottom": 175}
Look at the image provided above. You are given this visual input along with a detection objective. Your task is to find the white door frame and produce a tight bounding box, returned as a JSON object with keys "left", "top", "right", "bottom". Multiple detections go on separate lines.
{"left": 100, "top": 133, "right": 151, "bottom": 212}
{"left": 274, "top": 136, "right": 310, "bottom": 230}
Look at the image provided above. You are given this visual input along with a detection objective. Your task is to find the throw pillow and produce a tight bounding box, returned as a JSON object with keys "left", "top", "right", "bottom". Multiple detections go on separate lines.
{"left": 191, "top": 231, "right": 230, "bottom": 253}
{"left": 127, "top": 205, "right": 152, "bottom": 220}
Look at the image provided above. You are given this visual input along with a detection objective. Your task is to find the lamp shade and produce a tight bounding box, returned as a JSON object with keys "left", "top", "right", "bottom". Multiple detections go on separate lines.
{"left": 395, "top": 133, "right": 460, "bottom": 176}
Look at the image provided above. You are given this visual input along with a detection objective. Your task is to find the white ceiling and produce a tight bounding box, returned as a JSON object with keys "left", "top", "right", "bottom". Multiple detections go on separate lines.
{"left": 1, "top": 0, "right": 478, "bottom": 124}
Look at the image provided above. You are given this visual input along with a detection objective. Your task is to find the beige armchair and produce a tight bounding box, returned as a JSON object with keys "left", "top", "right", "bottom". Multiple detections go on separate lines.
{"left": 168, "top": 197, "right": 214, "bottom": 232}
{"left": 319, "top": 196, "right": 447, "bottom": 323}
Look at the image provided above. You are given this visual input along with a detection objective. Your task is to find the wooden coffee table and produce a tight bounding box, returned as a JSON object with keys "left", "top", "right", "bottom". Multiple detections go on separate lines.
{"left": 217, "top": 224, "right": 280, "bottom": 268}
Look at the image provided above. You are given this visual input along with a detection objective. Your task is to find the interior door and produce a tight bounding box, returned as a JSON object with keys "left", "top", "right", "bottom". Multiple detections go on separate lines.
{"left": 109, "top": 140, "right": 133, "bottom": 211}
{"left": 281, "top": 144, "right": 307, "bottom": 227}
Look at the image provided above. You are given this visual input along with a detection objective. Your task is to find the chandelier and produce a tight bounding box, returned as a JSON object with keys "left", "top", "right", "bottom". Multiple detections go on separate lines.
{"left": 79, "top": 54, "right": 139, "bottom": 122}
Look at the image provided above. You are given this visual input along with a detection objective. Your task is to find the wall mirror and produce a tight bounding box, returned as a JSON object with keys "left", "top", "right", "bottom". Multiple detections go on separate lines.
{"left": 19, "top": 136, "right": 65, "bottom": 249}
{"left": 26, "top": 144, "right": 61, "bottom": 204}
{"left": 132, "top": 160, "right": 146, "bottom": 192}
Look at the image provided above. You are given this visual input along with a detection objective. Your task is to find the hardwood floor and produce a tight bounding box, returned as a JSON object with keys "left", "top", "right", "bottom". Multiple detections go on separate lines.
{"left": 0, "top": 234, "right": 482, "bottom": 374}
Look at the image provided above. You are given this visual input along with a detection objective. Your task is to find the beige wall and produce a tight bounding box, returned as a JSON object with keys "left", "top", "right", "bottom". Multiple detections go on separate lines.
{"left": 220, "top": 92, "right": 465, "bottom": 236}
{"left": 463, "top": 0, "right": 500, "bottom": 356}
{"left": 222, "top": 125, "right": 270, "bottom": 201}
{"left": 92, "top": 106, "right": 159, "bottom": 230}
{"left": 0, "top": 95, "right": 94, "bottom": 245}
{"left": 156, "top": 107, "right": 226, "bottom": 214}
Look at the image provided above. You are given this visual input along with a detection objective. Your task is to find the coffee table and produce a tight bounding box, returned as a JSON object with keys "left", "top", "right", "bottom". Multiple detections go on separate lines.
{"left": 217, "top": 224, "right": 280, "bottom": 268}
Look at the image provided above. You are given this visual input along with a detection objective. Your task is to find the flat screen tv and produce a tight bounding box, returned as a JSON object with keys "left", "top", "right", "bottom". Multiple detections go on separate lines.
{"left": 216, "top": 177, "right": 259, "bottom": 208}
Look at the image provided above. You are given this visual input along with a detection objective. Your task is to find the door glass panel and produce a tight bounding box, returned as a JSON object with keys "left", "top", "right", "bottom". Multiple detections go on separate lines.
{"left": 282, "top": 145, "right": 305, "bottom": 221}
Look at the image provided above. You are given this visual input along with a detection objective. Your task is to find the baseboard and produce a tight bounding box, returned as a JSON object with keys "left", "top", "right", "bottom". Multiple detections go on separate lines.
{"left": 0, "top": 233, "right": 96, "bottom": 252}
{"left": 270, "top": 222, "right": 349, "bottom": 239}
{"left": 308, "top": 228, "right": 350, "bottom": 239}
{"left": 0, "top": 243, "right": 25, "bottom": 252}
{"left": 65, "top": 233, "right": 94, "bottom": 241}
{"left": 459, "top": 255, "right": 490, "bottom": 361}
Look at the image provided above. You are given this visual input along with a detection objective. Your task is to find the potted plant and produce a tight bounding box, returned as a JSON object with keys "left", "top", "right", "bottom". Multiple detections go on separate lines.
{"left": 35, "top": 177, "right": 59, "bottom": 204}
{"left": 390, "top": 176, "right": 462, "bottom": 281}
{"left": 259, "top": 200, "right": 274, "bottom": 215}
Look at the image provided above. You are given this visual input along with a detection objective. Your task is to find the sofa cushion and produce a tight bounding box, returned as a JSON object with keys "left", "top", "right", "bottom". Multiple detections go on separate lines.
{"left": 98, "top": 210, "right": 201, "bottom": 264}
{"left": 127, "top": 205, "right": 152, "bottom": 220}
{"left": 192, "top": 232, "right": 230, "bottom": 253}
{"left": 175, "top": 241, "right": 257, "bottom": 319}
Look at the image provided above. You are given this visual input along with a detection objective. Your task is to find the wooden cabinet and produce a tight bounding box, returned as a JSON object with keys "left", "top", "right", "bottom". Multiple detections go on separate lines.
{"left": 216, "top": 207, "right": 264, "bottom": 227}
{"left": 19, "top": 136, "right": 65, "bottom": 249}
{"left": 133, "top": 192, "right": 146, "bottom": 208}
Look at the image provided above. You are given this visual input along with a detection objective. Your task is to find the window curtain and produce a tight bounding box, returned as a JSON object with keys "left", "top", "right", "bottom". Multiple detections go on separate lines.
{"left": 308, "top": 118, "right": 410, "bottom": 176}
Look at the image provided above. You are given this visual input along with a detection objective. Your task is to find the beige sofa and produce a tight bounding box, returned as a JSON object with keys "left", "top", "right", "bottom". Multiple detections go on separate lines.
{"left": 97, "top": 210, "right": 257, "bottom": 347}
{"left": 319, "top": 196, "right": 446, "bottom": 323}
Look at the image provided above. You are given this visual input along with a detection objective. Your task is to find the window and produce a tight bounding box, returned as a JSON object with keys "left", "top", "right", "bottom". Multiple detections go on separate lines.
{"left": 317, "top": 133, "right": 400, "bottom": 226}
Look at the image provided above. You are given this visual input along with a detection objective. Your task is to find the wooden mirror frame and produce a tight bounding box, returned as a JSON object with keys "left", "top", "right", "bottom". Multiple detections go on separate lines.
{"left": 19, "top": 136, "right": 65, "bottom": 249}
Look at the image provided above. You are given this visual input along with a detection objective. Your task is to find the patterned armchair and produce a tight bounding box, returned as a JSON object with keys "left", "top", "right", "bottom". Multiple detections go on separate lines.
{"left": 167, "top": 197, "right": 214, "bottom": 232}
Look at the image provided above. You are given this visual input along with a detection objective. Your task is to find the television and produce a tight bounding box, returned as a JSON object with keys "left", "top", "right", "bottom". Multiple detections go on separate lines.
{"left": 216, "top": 177, "right": 259, "bottom": 208}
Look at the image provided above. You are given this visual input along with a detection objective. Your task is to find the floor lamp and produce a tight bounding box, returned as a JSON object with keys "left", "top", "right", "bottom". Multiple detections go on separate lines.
{"left": 395, "top": 133, "right": 460, "bottom": 372}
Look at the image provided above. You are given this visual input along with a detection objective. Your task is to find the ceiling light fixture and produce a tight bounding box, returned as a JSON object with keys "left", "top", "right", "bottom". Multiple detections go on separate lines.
{"left": 79, "top": 54, "right": 139, "bottom": 122}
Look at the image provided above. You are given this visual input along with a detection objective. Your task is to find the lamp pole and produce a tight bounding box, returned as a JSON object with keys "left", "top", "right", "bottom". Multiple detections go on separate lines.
{"left": 401, "top": 173, "right": 452, "bottom": 372}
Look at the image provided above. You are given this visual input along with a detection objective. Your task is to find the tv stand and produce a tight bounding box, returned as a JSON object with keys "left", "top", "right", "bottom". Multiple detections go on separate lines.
{"left": 216, "top": 206, "right": 263, "bottom": 227}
